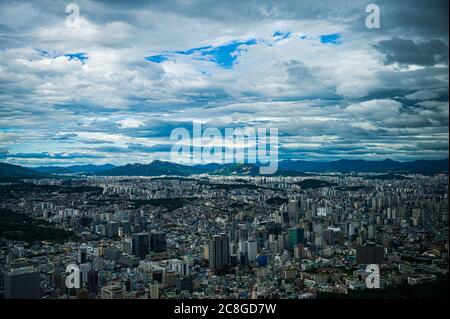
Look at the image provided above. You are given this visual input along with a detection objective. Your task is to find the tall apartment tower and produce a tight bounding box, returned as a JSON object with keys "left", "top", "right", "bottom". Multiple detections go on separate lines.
{"left": 4, "top": 267, "right": 40, "bottom": 299}
{"left": 288, "top": 226, "right": 305, "bottom": 250}
{"left": 132, "top": 232, "right": 150, "bottom": 259}
{"left": 208, "top": 233, "right": 230, "bottom": 275}
{"left": 101, "top": 284, "right": 123, "bottom": 299}
{"left": 150, "top": 232, "right": 167, "bottom": 253}
{"left": 78, "top": 246, "right": 87, "bottom": 264}
{"left": 356, "top": 243, "right": 384, "bottom": 264}
{"left": 288, "top": 200, "right": 300, "bottom": 227}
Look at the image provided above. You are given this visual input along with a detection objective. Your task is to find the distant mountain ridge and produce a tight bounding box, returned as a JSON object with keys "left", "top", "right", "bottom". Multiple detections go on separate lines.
{"left": 97, "top": 160, "right": 195, "bottom": 176}
{"left": 279, "top": 158, "right": 449, "bottom": 174}
{"left": 0, "top": 158, "right": 448, "bottom": 181}
{"left": 204, "top": 163, "right": 309, "bottom": 176}
{"left": 98, "top": 162, "right": 310, "bottom": 177}
{"left": 0, "top": 163, "right": 48, "bottom": 181}
{"left": 97, "top": 159, "right": 448, "bottom": 176}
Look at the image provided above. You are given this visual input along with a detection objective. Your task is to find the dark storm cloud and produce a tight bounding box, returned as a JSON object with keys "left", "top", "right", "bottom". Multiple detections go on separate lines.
{"left": 349, "top": 0, "right": 449, "bottom": 38}
{"left": 90, "top": 0, "right": 449, "bottom": 40}
{"left": 374, "top": 37, "right": 449, "bottom": 66}
{"left": 415, "top": 141, "right": 449, "bottom": 151}
{"left": 0, "top": 148, "right": 9, "bottom": 159}
{"left": 376, "top": 67, "right": 449, "bottom": 91}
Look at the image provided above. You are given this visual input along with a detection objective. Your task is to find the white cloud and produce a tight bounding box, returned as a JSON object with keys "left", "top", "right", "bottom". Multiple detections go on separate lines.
{"left": 405, "top": 89, "right": 441, "bottom": 100}
{"left": 0, "top": 0, "right": 447, "bottom": 164}
{"left": 117, "top": 119, "right": 145, "bottom": 129}
{"left": 345, "top": 99, "right": 402, "bottom": 121}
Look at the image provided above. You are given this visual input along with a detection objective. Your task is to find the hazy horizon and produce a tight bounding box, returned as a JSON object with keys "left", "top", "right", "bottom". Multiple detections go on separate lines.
{"left": 2, "top": 156, "right": 448, "bottom": 169}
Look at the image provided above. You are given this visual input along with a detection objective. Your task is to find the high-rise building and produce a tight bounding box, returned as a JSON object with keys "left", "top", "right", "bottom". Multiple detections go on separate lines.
{"left": 228, "top": 226, "right": 237, "bottom": 243}
{"left": 277, "top": 234, "right": 286, "bottom": 252}
{"left": 208, "top": 233, "right": 230, "bottom": 275}
{"left": 120, "top": 221, "right": 132, "bottom": 234}
{"left": 123, "top": 278, "right": 131, "bottom": 292}
{"left": 247, "top": 240, "right": 257, "bottom": 262}
{"left": 150, "top": 232, "right": 167, "bottom": 253}
{"left": 177, "top": 277, "right": 194, "bottom": 293}
{"left": 288, "top": 200, "right": 299, "bottom": 227}
{"left": 266, "top": 222, "right": 282, "bottom": 235}
{"left": 122, "top": 238, "right": 133, "bottom": 255}
{"left": 104, "top": 247, "right": 121, "bottom": 261}
{"left": 106, "top": 221, "right": 119, "bottom": 238}
{"left": 152, "top": 270, "right": 164, "bottom": 283}
{"left": 132, "top": 232, "right": 150, "bottom": 259}
{"left": 368, "top": 224, "right": 376, "bottom": 240}
{"left": 294, "top": 243, "right": 305, "bottom": 259}
{"left": 169, "top": 259, "right": 190, "bottom": 277}
{"left": 78, "top": 246, "right": 87, "bottom": 264}
{"left": 79, "top": 263, "right": 91, "bottom": 284}
{"left": 288, "top": 226, "right": 305, "bottom": 250}
{"left": 238, "top": 240, "right": 247, "bottom": 256}
{"left": 87, "top": 270, "right": 99, "bottom": 294}
{"left": 149, "top": 283, "right": 159, "bottom": 299}
{"left": 356, "top": 243, "right": 384, "bottom": 264}
{"left": 4, "top": 267, "right": 40, "bottom": 299}
{"left": 101, "top": 284, "right": 123, "bottom": 299}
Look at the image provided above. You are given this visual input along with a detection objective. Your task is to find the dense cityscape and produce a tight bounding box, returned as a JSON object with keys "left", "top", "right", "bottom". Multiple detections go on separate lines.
{"left": 1, "top": 165, "right": 448, "bottom": 299}
{"left": 0, "top": 0, "right": 448, "bottom": 306}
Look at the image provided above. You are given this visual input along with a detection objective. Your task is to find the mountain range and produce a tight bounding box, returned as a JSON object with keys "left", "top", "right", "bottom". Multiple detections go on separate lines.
{"left": 0, "top": 158, "right": 448, "bottom": 181}
{"left": 0, "top": 163, "right": 48, "bottom": 181}
{"left": 278, "top": 158, "right": 449, "bottom": 174}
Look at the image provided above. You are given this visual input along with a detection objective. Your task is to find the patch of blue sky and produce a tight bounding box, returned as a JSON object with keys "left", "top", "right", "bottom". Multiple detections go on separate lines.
{"left": 64, "top": 53, "right": 88, "bottom": 63}
{"left": 272, "top": 31, "right": 284, "bottom": 37}
{"left": 145, "top": 54, "right": 169, "bottom": 63}
{"left": 145, "top": 46, "right": 213, "bottom": 64}
{"left": 196, "top": 39, "right": 257, "bottom": 69}
{"left": 319, "top": 33, "right": 342, "bottom": 45}
{"left": 145, "top": 39, "right": 258, "bottom": 69}
{"left": 272, "top": 31, "right": 292, "bottom": 41}
{"left": 38, "top": 49, "right": 59, "bottom": 58}
{"left": 37, "top": 50, "right": 88, "bottom": 63}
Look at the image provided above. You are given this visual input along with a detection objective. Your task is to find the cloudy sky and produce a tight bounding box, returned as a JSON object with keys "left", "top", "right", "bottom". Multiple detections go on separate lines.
{"left": 0, "top": 0, "right": 448, "bottom": 166}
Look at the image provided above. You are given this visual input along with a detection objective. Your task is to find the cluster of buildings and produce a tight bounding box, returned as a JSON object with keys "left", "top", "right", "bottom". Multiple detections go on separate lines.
{"left": 0, "top": 172, "right": 448, "bottom": 298}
